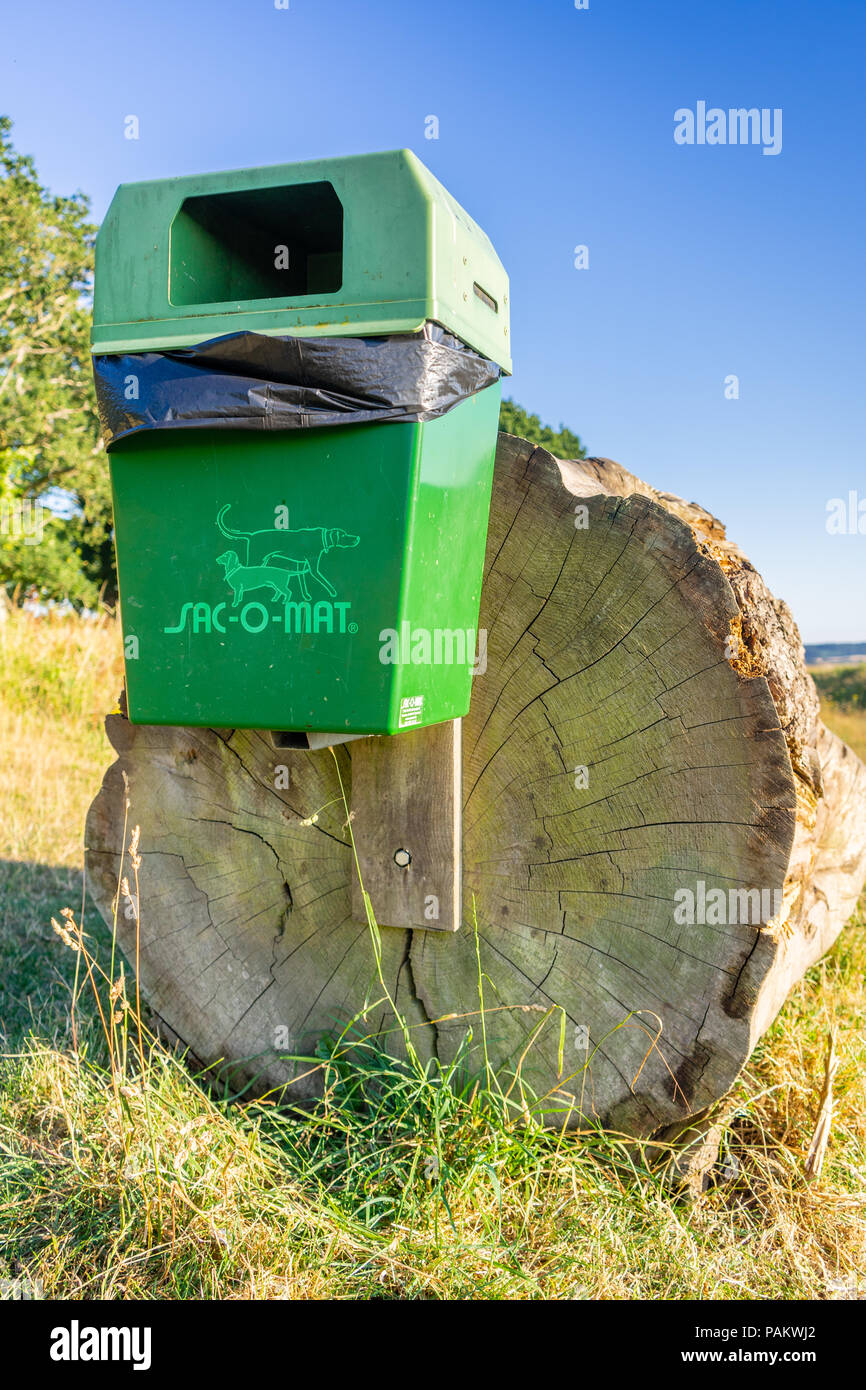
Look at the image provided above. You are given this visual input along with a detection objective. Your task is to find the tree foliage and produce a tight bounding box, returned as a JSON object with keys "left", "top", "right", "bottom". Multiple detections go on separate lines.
{"left": 0, "top": 115, "right": 110, "bottom": 606}
{"left": 498, "top": 397, "right": 586, "bottom": 459}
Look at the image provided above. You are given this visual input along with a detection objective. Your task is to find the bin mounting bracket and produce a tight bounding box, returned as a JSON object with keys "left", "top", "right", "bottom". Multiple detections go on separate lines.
{"left": 350, "top": 719, "right": 462, "bottom": 933}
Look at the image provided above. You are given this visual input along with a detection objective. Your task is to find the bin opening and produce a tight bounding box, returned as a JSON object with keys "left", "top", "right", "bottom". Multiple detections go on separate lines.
{"left": 269, "top": 730, "right": 367, "bottom": 752}
{"left": 169, "top": 181, "right": 343, "bottom": 307}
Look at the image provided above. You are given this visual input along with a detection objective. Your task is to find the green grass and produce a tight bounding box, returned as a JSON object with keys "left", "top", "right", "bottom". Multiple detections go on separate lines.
{"left": 811, "top": 668, "right": 866, "bottom": 762}
{"left": 1, "top": 610, "right": 864, "bottom": 1300}
{"left": 810, "top": 665, "right": 866, "bottom": 714}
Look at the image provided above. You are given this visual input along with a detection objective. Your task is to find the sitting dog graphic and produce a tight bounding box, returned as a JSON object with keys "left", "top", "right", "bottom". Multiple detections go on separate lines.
{"left": 216, "top": 505, "right": 360, "bottom": 599}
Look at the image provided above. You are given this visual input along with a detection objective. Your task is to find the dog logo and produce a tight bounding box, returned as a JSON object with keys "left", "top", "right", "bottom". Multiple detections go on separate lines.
{"left": 216, "top": 550, "right": 305, "bottom": 606}
{"left": 216, "top": 505, "right": 360, "bottom": 602}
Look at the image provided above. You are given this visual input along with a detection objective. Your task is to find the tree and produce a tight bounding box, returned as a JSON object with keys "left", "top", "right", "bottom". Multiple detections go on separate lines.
{"left": 499, "top": 397, "right": 586, "bottom": 459}
{"left": 0, "top": 115, "right": 111, "bottom": 606}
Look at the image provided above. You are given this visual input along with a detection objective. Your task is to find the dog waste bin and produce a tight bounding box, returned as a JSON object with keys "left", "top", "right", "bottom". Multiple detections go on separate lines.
{"left": 92, "top": 150, "right": 510, "bottom": 738}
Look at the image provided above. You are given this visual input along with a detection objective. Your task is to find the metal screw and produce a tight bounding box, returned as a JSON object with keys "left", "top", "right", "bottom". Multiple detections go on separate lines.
{"left": 394, "top": 848, "right": 411, "bottom": 868}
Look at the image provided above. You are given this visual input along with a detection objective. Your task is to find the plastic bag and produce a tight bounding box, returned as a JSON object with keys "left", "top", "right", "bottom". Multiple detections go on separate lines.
{"left": 93, "top": 322, "right": 500, "bottom": 448}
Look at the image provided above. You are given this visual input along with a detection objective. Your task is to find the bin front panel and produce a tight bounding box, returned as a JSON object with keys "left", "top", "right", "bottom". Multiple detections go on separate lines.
{"left": 110, "top": 382, "right": 500, "bottom": 734}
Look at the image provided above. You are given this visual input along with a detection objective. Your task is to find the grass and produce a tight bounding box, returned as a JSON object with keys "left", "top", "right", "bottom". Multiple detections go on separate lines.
{"left": 810, "top": 666, "right": 866, "bottom": 760}
{"left": 820, "top": 707, "right": 866, "bottom": 763}
{"left": 811, "top": 664, "right": 866, "bottom": 713}
{"left": 0, "top": 607, "right": 864, "bottom": 1300}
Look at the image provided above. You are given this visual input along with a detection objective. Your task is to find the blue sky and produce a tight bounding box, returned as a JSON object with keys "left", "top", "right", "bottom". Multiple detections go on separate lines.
{"left": 3, "top": 0, "right": 864, "bottom": 640}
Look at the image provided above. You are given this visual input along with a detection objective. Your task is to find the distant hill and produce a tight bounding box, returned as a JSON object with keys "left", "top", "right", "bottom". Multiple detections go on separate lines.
{"left": 805, "top": 642, "right": 866, "bottom": 666}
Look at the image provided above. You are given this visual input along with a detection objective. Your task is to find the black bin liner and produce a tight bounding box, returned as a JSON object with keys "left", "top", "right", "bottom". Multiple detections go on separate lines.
{"left": 93, "top": 321, "right": 501, "bottom": 449}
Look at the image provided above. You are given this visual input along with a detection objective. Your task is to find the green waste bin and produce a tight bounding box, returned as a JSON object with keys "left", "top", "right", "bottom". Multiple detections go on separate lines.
{"left": 92, "top": 149, "right": 510, "bottom": 738}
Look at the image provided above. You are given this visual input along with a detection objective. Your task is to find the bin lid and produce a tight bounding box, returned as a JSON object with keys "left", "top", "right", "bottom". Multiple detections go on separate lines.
{"left": 92, "top": 149, "right": 510, "bottom": 371}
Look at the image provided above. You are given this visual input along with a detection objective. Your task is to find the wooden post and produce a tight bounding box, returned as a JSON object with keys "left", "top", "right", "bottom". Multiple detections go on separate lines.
{"left": 350, "top": 720, "right": 462, "bottom": 932}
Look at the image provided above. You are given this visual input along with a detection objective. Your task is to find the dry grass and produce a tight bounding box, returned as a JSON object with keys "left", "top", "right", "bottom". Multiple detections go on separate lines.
{"left": 0, "top": 608, "right": 864, "bottom": 1300}
{"left": 809, "top": 665, "right": 866, "bottom": 761}
{"left": 820, "top": 707, "right": 866, "bottom": 763}
{"left": 0, "top": 608, "right": 123, "bottom": 867}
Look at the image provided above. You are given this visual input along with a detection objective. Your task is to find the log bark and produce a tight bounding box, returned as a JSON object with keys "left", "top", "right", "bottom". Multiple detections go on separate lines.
{"left": 84, "top": 434, "right": 866, "bottom": 1136}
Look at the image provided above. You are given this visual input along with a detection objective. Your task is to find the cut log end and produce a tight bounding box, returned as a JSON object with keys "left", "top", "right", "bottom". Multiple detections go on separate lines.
{"left": 84, "top": 435, "right": 866, "bottom": 1136}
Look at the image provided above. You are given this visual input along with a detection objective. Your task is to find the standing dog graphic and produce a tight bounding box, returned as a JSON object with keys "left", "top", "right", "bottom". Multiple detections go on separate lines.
{"left": 217, "top": 505, "right": 360, "bottom": 598}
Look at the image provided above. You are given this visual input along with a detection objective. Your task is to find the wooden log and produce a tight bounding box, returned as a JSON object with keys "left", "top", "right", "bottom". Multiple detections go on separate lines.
{"left": 84, "top": 435, "right": 866, "bottom": 1135}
